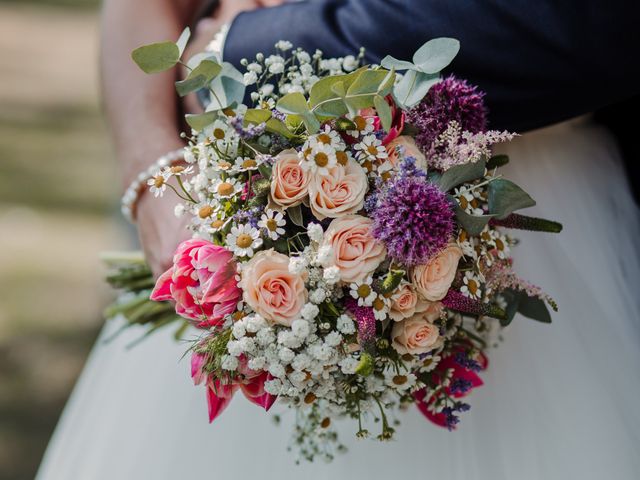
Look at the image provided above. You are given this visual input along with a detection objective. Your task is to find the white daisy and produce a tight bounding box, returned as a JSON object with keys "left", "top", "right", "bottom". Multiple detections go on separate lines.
{"left": 160, "top": 164, "right": 194, "bottom": 179}
{"left": 346, "top": 115, "right": 375, "bottom": 138}
{"left": 147, "top": 170, "right": 169, "bottom": 197}
{"left": 226, "top": 224, "right": 263, "bottom": 257}
{"left": 371, "top": 293, "right": 390, "bottom": 321}
{"left": 299, "top": 141, "right": 337, "bottom": 176}
{"left": 460, "top": 271, "right": 483, "bottom": 300}
{"left": 349, "top": 277, "right": 376, "bottom": 307}
{"left": 353, "top": 134, "right": 388, "bottom": 171}
{"left": 258, "top": 209, "right": 286, "bottom": 240}
{"left": 210, "top": 178, "right": 243, "bottom": 198}
{"left": 233, "top": 156, "right": 261, "bottom": 173}
{"left": 384, "top": 369, "right": 417, "bottom": 392}
{"left": 311, "top": 125, "right": 344, "bottom": 151}
{"left": 455, "top": 186, "right": 484, "bottom": 216}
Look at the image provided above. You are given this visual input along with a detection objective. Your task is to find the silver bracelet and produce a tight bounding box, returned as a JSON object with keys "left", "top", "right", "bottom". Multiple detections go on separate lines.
{"left": 120, "top": 148, "right": 185, "bottom": 223}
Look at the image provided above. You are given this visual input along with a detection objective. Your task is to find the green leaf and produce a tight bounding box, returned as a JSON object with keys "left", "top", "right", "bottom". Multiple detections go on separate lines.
{"left": 287, "top": 204, "right": 304, "bottom": 227}
{"left": 393, "top": 70, "right": 440, "bottom": 109}
{"left": 500, "top": 289, "right": 552, "bottom": 326}
{"left": 244, "top": 108, "right": 272, "bottom": 125}
{"left": 265, "top": 118, "right": 296, "bottom": 139}
{"left": 175, "top": 75, "right": 207, "bottom": 97}
{"left": 486, "top": 154, "right": 510, "bottom": 170}
{"left": 374, "top": 95, "right": 393, "bottom": 132}
{"left": 175, "top": 27, "right": 191, "bottom": 56}
{"left": 207, "top": 62, "right": 245, "bottom": 110}
{"left": 277, "top": 92, "right": 311, "bottom": 115}
{"left": 258, "top": 162, "right": 272, "bottom": 180}
{"left": 454, "top": 203, "right": 494, "bottom": 236}
{"left": 412, "top": 37, "right": 460, "bottom": 74}
{"left": 380, "top": 55, "right": 416, "bottom": 71}
{"left": 131, "top": 41, "right": 180, "bottom": 74}
{"left": 488, "top": 179, "right": 536, "bottom": 218}
{"left": 437, "top": 158, "right": 486, "bottom": 192}
{"left": 344, "top": 69, "right": 390, "bottom": 110}
{"left": 379, "top": 268, "right": 405, "bottom": 294}
{"left": 185, "top": 112, "right": 216, "bottom": 131}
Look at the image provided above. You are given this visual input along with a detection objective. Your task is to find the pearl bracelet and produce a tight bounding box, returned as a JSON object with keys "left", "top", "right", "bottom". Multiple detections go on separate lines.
{"left": 120, "top": 148, "right": 185, "bottom": 223}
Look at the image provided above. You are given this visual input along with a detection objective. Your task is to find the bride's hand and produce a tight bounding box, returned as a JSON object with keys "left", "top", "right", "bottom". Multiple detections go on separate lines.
{"left": 136, "top": 187, "right": 191, "bottom": 278}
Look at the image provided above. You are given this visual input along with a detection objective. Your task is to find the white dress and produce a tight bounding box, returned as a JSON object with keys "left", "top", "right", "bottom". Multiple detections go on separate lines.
{"left": 36, "top": 117, "right": 640, "bottom": 480}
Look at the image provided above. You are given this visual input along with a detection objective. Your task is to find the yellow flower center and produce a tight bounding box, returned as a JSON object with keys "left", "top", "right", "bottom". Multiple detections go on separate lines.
{"left": 495, "top": 238, "right": 505, "bottom": 251}
{"left": 304, "top": 392, "right": 317, "bottom": 404}
{"left": 198, "top": 205, "right": 214, "bottom": 219}
{"left": 222, "top": 108, "right": 235, "bottom": 117}
{"left": 242, "top": 159, "right": 257, "bottom": 169}
{"left": 392, "top": 375, "right": 408, "bottom": 386}
{"left": 459, "top": 229, "right": 468, "bottom": 242}
{"left": 372, "top": 297, "right": 385, "bottom": 311}
{"left": 217, "top": 182, "right": 235, "bottom": 196}
{"left": 218, "top": 161, "right": 232, "bottom": 170}
{"left": 336, "top": 150, "right": 348, "bottom": 166}
{"left": 320, "top": 417, "right": 331, "bottom": 428}
{"left": 266, "top": 218, "right": 278, "bottom": 231}
{"left": 354, "top": 115, "right": 367, "bottom": 131}
{"left": 357, "top": 284, "right": 371, "bottom": 298}
{"left": 459, "top": 196, "right": 468, "bottom": 210}
{"left": 314, "top": 152, "right": 329, "bottom": 167}
{"left": 170, "top": 165, "right": 185, "bottom": 174}
{"left": 367, "top": 145, "right": 379, "bottom": 156}
{"left": 213, "top": 128, "right": 225, "bottom": 140}
{"left": 317, "top": 133, "right": 332, "bottom": 144}
{"left": 362, "top": 159, "right": 374, "bottom": 172}
{"left": 468, "top": 279, "right": 478, "bottom": 296}
{"left": 236, "top": 233, "right": 253, "bottom": 249}
{"left": 210, "top": 219, "right": 225, "bottom": 229}
{"left": 153, "top": 176, "right": 164, "bottom": 188}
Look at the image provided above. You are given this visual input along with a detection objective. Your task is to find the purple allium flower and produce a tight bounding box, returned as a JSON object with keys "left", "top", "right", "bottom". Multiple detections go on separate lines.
{"left": 371, "top": 163, "right": 455, "bottom": 266}
{"left": 407, "top": 75, "right": 487, "bottom": 152}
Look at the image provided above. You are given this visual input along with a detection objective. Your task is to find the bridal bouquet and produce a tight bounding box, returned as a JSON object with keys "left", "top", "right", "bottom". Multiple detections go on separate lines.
{"left": 107, "top": 32, "right": 561, "bottom": 461}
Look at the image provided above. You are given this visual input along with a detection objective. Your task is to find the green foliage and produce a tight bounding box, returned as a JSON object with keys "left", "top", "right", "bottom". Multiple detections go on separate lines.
{"left": 207, "top": 62, "right": 246, "bottom": 110}
{"left": 412, "top": 38, "right": 460, "bottom": 74}
{"left": 501, "top": 289, "right": 553, "bottom": 326}
{"left": 355, "top": 352, "right": 375, "bottom": 377}
{"left": 185, "top": 112, "right": 217, "bottom": 131}
{"left": 277, "top": 92, "right": 320, "bottom": 133}
{"left": 287, "top": 204, "right": 305, "bottom": 227}
{"left": 435, "top": 158, "right": 486, "bottom": 192}
{"left": 131, "top": 41, "right": 180, "bottom": 74}
{"left": 488, "top": 179, "right": 536, "bottom": 218}
{"left": 486, "top": 154, "right": 510, "bottom": 169}
{"left": 175, "top": 59, "right": 222, "bottom": 97}
{"left": 379, "top": 268, "right": 406, "bottom": 295}
{"left": 454, "top": 204, "right": 494, "bottom": 236}
{"left": 374, "top": 95, "right": 393, "bottom": 132}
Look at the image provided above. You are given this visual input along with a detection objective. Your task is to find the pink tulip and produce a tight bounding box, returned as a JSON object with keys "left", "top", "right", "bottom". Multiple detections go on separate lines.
{"left": 151, "top": 239, "right": 242, "bottom": 328}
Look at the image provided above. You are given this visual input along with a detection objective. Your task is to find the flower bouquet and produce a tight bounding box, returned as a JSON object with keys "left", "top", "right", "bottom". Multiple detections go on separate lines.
{"left": 106, "top": 32, "right": 562, "bottom": 461}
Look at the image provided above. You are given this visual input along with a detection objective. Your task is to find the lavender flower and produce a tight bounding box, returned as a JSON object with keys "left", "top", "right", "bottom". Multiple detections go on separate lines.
{"left": 229, "top": 115, "right": 266, "bottom": 139}
{"left": 407, "top": 75, "right": 487, "bottom": 152}
{"left": 371, "top": 160, "right": 454, "bottom": 266}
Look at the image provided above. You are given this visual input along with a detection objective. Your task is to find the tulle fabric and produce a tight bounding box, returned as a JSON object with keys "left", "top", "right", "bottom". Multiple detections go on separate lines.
{"left": 36, "top": 118, "right": 640, "bottom": 480}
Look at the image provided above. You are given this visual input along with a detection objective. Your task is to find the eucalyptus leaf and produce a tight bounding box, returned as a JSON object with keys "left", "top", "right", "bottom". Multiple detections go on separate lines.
{"left": 287, "top": 204, "right": 305, "bottom": 227}
{"left": 266, "top": 118, "right": 296, "bottom": 139}
{"left": 374, "top": 95, "right": 393, "bottom": 132}
{"left": 185, "top": 112, "right": 217, "bottom": 131}
{"left": 437, "top": 158, "right": 486, "bottom": 192}
{"left": 175, "top": 27, "right": 191, "bottom": 57}
{"left": 454, "top": 204, "right": 494, "bottom": 236}
{"left": 208, "top": 62, "right": 245, "bottom": 110}
{"left": 501, "top": 289, "right": 552, "bottom": 325}
{"left": 412, "top": 37, "right": 460, "bottom": 74}
{"left": 488, "top": 179, "right": 536, "bottom": 219}
{"left": 244, "top": 108, "right": 272, "bottom": 125}
{"left": 257, "top": 162, "right": 272, "bottom": 180}
{"left": 277, "top": 92, "right": 311, "bottom": 115}
{"left": 394, "top": 70, "right": 440, "bottom": 109}
{"left": 175, "top": 75, "right": 208, "bottom": 97}
{"left": 486, "top": 154, "right": 510, "bottom": 170}
{"left": 131, "top": 41, "right": 179, "bottom": 74}
{"left": 344, "top": 69, "right": 390, "bottom": 110}
{"left": 380, "top": 55, "right": 416, "bottom": 71}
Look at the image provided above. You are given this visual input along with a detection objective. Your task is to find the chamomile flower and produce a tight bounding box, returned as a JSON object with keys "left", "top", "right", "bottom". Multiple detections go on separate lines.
{"left": 299, "top": 141, "right": 338, "bottom": 176}
{"left": 455, "top": 186, "right": 484, "bottom": 216}
{"left": 371, "top": 293, "right": 391, "bottom": 321}
{"left": 354, "top": 134, "right": 388, "bottom": 168}
{"left": 457, "top": 229, "right": 477, "bottom": 259}
{"left": 258, "top": 209, "right": 286, "bottom": 240}
{"left": 210, "top": 178, "right": 243, "bottom": 198}
{"left": 349, "top": 277, "right": 376, "bottom": 307}
{"left": 227, "top": 224, "right": 263, "bottom": 257}
{"left": 311, "top": 126, "right": 344, "bottom": 151}
{"left": 147, "top": 170, "right": 169, "bottom": 197}
{"left": 233, "top": 156, "right": 260, "bottom": 173}
{"left": 160, "top": 164, "right": 194, "bottom": 179}
{"left": 384, "top": 370, "right": 417, "bottom": 392}
{"left": 346, "top": 115, "right": 375, "bottom": 138}
{"left": 460, "top": 271, "right": 483, "bottom": 299}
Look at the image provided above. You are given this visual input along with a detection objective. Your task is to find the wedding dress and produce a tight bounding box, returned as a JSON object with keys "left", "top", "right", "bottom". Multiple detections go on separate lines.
{"left": 36, "top": 117, "right": 640, "bottom": 480}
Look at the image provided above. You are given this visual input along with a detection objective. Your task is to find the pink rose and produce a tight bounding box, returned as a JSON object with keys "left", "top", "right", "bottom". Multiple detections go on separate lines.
{"left": 389, "top": 282, "right": 431, "bottom": 322}
{"left": 308, "top": 158, "right": 368, "bottom": 220}
{"left": 240, "top": 250, "right": 308, "bottom": 326}
{"left": 391, "top": 304, "right": 443, "bottom": 355}
{"left": 269, "top": 149, "right": 310, "bottom": 208}
{"left": 322, "top": 214, "right": 386, "bottom": 284}
{"left": 386, "top": 136, "right": 427, "bottom": 169}
{"left": 411, "top": 244, "right": 463, "bottom": 301}
{"left": 151, "top": 239, "right": 241, "bottom": 328}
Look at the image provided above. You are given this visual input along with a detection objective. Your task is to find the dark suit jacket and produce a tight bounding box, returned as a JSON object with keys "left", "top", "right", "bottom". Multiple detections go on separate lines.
{"left": 221, "top": 0, "right": 640, "bottom": 198}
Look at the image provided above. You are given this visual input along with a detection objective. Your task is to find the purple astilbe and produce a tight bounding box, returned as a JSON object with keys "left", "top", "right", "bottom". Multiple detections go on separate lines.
{"left": 441, "top": 289, "right": 507, "bottom": 320}
{"left": 344, "top": 297, "right": 376, "bottom": 348}
{"left": 407, "top": 75, "right": 487, "bottom": 152}
{"left": 370, "top": 158, "right": 454, "bottom": 266}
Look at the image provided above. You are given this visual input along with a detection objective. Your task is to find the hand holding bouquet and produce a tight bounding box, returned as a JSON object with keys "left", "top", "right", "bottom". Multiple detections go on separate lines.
{"left": 107, "top": 32, "right": 561, "bottom": 462}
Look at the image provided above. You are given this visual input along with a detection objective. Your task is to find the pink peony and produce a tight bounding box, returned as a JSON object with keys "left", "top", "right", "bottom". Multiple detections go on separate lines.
{"left": 191, "top": 353, "right": 276, "bottom": 423}
{"left": 151, "top": 239, "right": 242, "bottom": 328}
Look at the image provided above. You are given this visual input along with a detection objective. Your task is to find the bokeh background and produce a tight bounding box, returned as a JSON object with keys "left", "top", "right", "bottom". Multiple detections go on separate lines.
{"left": 0, "top": 1, "right": 127, "bottom": 478}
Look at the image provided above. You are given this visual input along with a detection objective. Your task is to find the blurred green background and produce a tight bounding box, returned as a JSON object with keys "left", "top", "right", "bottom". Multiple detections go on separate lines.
{"left": 0, "top": 1, "right": 127, "bottom": 478}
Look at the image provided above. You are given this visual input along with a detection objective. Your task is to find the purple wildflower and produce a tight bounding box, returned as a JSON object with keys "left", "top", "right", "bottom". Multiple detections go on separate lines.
{"left": 229, "top": 115, "right": 266, "bottom": 139}
{"left": 345, "top": 297, "right": 376, "bottom": 348}
{"left": 371, "top": 159, "right": 454, "bottom": 266}
{"left": 407, "top": 75, "right": 487, "bottom": 152}
{"left": 454, "top": 351, "right": 482, "bottom": 373}
{"left": 449, "top": 378, "right": 474, "bottom": 396}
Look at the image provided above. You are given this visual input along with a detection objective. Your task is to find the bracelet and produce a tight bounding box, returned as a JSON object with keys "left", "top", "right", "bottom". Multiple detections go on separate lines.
{"left": 120, "top": 148, "right": 185, "bottom": 223}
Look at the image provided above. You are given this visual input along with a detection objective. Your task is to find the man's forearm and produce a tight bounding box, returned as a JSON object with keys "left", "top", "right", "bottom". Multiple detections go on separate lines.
{"left": 100, "top": 0, "right": 200, "bottom": 188}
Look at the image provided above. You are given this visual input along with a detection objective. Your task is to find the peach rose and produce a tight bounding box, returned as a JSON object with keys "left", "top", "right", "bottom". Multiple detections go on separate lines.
{"left": 411, "top": 244, "right": 462, "bottom": 301}
{"left": 386, "top": 136, "right": 427, "bottom": 169}
{"left": 389, "top": 282, "right": 431, "bottom": 322}
{"left": 391, "top": 305, "right": 443, "bottom": 355}
{"left": 269, "top": 149, "right": 310, "bottom": 209}
{"left": 321, "top": 214, "right": 386, "bottom": 284}
{"left": 308, "top": 158, "right": 368, "bottom": 220}
{"left": 240, "top": 250, "right": 307, "bottom": 326}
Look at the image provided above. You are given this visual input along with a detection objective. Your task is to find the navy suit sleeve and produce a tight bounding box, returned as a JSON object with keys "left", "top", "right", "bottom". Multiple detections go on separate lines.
{"left": 223, "top": 0, "right": 640, "bottom": 132}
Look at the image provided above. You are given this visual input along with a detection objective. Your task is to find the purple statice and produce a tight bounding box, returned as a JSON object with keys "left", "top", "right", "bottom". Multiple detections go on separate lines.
{"left": 229, "top": 115, "right": 266, "bottom": 139}
{"left": 407, "top": 75, "right": 487, "bottom": 152}
{"left": 370, "top": 159, "right": 454, "bottom": 266}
